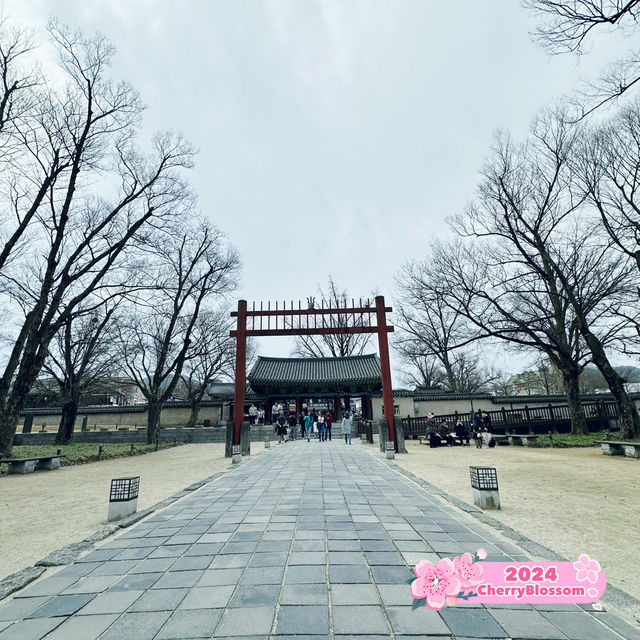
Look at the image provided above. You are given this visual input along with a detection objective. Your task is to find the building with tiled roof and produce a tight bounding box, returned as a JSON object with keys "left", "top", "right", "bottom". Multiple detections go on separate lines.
{"left": 247, "top": 354, "right": 382, "bottom": 395}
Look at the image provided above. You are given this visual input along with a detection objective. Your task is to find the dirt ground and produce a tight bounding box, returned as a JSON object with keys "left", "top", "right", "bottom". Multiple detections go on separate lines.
{"left": 390, "top": 442, "right": 640, "bottom": 600}
{"left": 0, "top": 444, "right": 264, "bottom": 580}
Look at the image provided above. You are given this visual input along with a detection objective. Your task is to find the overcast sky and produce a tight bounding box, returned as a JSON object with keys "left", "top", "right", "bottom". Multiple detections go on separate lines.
{"left": 4, "top": 1, "right": 626, "bottom": 378}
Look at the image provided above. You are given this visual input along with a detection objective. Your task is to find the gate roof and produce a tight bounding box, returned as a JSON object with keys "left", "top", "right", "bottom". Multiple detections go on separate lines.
{"left": 248, "top": 354, "right": 382, "bottom": 395}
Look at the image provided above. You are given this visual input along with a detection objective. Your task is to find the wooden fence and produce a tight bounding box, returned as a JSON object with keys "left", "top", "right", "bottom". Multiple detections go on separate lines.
{"left": 400, "top": 401, "right": 619, "bottom": 438}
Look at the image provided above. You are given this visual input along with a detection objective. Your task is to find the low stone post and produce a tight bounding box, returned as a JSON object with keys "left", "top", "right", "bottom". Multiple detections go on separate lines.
{"left": 265, "top": 437, "right": 270, "bottom": 448}
{"left": 395, "top": 419, "right": 408, "bottom": 454}
{"left": 231, "top": 444, "right": 242, "bottom": 464}
{"left": 378, "top": 418, "right": 389, "bottom": 452}
{"left": 108, "top": 476, "right": 140, "bottom": 522}
{"left": 385, "top": 440, "right": 395, "bottom": 460}
{"left": 241, "top": 421, "right": 251, "bottom": 456}
{"left": 225, "top": 423, "right": 233, "bottom": 458}
{"left": 469, "top": 466, "right": 500, "bottom": 510}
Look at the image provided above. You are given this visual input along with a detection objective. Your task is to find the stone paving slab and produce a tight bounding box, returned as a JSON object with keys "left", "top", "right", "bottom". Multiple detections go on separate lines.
{"left": 0, "top": 439, "right": 636, "bottom": 639}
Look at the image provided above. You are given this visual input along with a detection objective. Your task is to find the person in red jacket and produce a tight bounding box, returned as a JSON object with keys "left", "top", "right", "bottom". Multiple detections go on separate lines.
{"left": 325, "top": 411, "right": 333, "bottom": 441}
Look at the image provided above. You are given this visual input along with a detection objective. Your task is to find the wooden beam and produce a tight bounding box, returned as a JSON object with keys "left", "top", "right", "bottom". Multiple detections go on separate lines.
{"left": 231, "top": 326, "right": 393, "bottom": 338}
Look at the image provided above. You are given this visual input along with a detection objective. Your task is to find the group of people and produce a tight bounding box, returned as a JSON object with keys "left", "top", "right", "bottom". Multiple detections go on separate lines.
{"left": 424, "top": 409, "right": 496, "bottom": 449}
{"left": 261, "top": 405, "right": 355, "bottom": 445}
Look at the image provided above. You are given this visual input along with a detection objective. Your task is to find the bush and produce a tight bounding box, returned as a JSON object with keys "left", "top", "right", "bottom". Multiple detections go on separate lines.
{"left": 2, "top": 442, "right": 183, "bottom": 468}
{"left": 535, "top": 430, "right": 640, "bottom": 448}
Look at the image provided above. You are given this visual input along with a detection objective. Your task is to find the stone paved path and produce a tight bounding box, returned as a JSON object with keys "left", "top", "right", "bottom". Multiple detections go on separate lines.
{"left": 0, "top": 439, "right": 637, "bottom": 639}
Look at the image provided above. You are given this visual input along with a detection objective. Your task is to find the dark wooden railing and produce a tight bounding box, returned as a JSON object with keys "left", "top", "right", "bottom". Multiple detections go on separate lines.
{"left": 400, "top": 401, "right": 619, "bottom": 438}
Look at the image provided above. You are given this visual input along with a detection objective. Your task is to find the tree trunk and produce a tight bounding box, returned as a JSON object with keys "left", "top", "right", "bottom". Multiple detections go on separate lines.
{"left": 184, "top": 397, "right": 199, "bottom": 430}
{"left": 583, "top": 333, "right": 639, "bottom": 438}
{"left": 442, "top": 357, "right": 456, "bottom": 392}
{"left": 0, "top": 405, "right": 20, "bottom": 457}
{"left": 55, "top": 392, "right": 79, "bottom": 445}
{"left": 559, "top": 366, "right": 589, "bottom": 435}
{"left": 147, "top": 400, "right": 162, "bottom": 444}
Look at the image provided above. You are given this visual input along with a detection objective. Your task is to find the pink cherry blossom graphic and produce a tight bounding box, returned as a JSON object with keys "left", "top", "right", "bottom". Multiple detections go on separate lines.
{"left": 476, "top": 548, "right": 488, "bottom": 560}
{"left": 592, "top": 603, "right": 603, "bottom": 611}
{"left": 573, "top": 554, "right": 601, "bottom": 584}
{"left": 587, "top": 588, "right": 598, "bottom": 598}
{"left": 410, "top": 558, "right": 463, "bottom": 611}
{"left": 454, "top": 553, "right": 484, "bottom": 589}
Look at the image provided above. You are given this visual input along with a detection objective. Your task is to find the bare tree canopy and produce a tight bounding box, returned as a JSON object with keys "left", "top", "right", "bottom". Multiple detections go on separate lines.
{"left": 394, "top": 255, "right": 481, "bottom": 392}
{"left": 42, "top": 303, "right": 120, "bottom": 444}
{"left": 118, "top": 223, "right": 239, "bottom": 443}
{"left": 525, "top": 1, "right": 640, "bottom": 52}
{"left": 524, "top": 0, "right": 640, "bottom": 116}
{"left": 291, "top": 276, "right": 373, "bottom": 358}
{"left": 0, "top": 21, "right": 197, "bottom": 456}
{"left": 442, "top": 109, "right": 639, "bottom": 435}
{"left": 180, "top": 308, "right": 236, "bottom": 429}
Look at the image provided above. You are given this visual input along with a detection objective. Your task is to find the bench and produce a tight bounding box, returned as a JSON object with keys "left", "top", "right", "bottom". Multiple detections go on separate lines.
{"left": 417, "top": 434, "right": 471, "bottom": 446}
{"left": 0, "top": 455, "right": 63, "bottom": 474}
{"left": 508, "top": 434, "right": 539, "bottom": 447}
{"left": 596, "top": 440, "right": 640, "bottom": 458}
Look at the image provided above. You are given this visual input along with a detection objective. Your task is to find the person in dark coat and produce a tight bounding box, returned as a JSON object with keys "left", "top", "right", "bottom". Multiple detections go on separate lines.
{"left": 288, "top": 413, "right": 297, "bottom": 440}
{"left": 440, "top": 420, "right": 454, "bottom": 447}
{"left": 455, "top": 418, "right": 470, "bottom": 445}
{"left": 276, "top": 414, "right": 288, "bottom": 443}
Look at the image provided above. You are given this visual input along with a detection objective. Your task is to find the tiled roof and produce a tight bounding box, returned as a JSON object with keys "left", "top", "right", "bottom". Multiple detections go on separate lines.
{"left": 248, "top": 355, "right": 381, "bottom": 386}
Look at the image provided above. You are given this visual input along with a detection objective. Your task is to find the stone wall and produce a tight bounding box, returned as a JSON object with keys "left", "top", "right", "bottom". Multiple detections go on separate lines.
{"left": 17, "top": 404, "right": 229, "bottom": 432}
{"left": 370, "top": 396, "right": 414, "bottom": 424}
{"left": 13, "top": 424, "right": 280, "bottom": 446}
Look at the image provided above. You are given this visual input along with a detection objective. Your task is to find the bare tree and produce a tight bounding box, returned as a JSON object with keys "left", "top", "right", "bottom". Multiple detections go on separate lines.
{"left": 118, "top": 224, "right": 239, "bottom": 444}
{"left": 524, "top": 0, "right": 640, "bottom": 117}
{"left": 395, "top": 342, "right": 448, "bottom": 389}
{"left": 395, "top": 256, "right": 480, "bottom": 391}
{"left": 446, "top": 112, "right": 638, "bottom": 435}
{"left": 42, "top": 303, "right": 120, "bottom": 444}
{"left": 448, "top": 352, "right": 503, "bottom": 393}
{"left": 0, "top": 21, "right": 197, "bottom": 457}
{"left": 291, "top": 276, "right": 373, "bottom": 358}
{"left": 0, "top": 19, "right": 44, "bottom": 274}
{"left": 180, "top": 309, "right": 235, "bottom": 429}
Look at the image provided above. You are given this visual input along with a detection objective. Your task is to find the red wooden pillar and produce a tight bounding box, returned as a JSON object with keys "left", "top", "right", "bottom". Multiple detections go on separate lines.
{"left": 296, "top": 397, "right": 302, "bottom": 417}
{"left": 334, "top": 396, "right": 341, "bottom": 417}
{"left": 233, "top": 300, "right": 247, "bottom": 446}
{"left": 375, "top": 295, "right": 396, "bottom": 449}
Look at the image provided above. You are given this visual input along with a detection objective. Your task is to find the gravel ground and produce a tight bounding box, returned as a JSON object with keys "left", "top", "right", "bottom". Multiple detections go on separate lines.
{"left": 0, "top": 443, "right": 264, "bottom": 580}
{"left": 391, "top": 442, "right": 639, "bottom": 600}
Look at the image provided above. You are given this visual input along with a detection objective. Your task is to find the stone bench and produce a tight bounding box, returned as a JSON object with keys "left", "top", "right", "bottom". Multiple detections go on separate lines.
{"left": 508, "top": 434, "right": 539, "bottom": 447}
{"left": 0, "top": 455, "right": 63, "bottom": 474}
{"left": 596, "top": 440, "right": 640, "bottom": 458}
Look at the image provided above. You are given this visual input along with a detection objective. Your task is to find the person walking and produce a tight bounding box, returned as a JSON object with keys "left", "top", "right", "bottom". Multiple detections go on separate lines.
{"left": 325, "top": 411, "right": 333, "bottom": 441}
{"left": 271, "top": 402, "right": 279, "bottom": 425}
{"left": 288, "top": 412, "right": 297, "bottom": 440}
{"left": 249, "top": 404, "right": 258, "bottom": 425}
{"left": 317, "top": 412, "right": 326, "bottom": 442}
{"left": 341, "top": 411, "right": 353, "bottom": 444}
{"left": 304, "top": 413, "right": 314, "bottom": 442}
{"left": 276, "top": 413, "right": 288, "bottom": 443}
{"left": 258, "top": 407, "right": 265, "bottom": 425}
